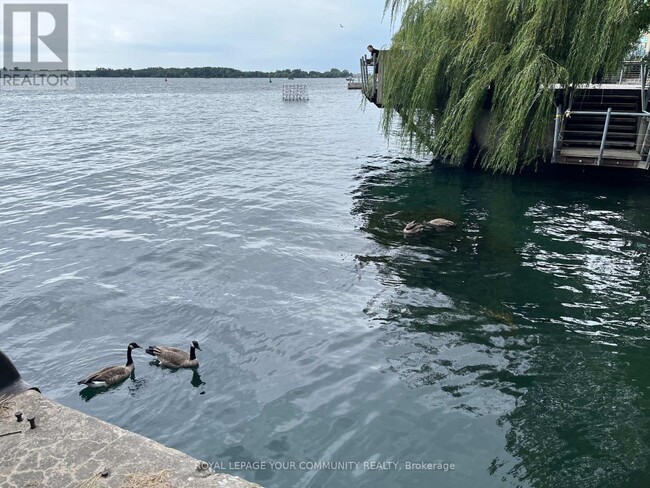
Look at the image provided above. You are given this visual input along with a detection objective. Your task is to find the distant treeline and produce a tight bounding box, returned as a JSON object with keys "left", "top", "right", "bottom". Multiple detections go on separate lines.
{"left": 74, "top": 67, "right": 352, "bottom": 78}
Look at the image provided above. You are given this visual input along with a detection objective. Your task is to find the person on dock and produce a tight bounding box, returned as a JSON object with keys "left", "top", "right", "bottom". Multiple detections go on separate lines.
{"left": 366, "top": 45, "right": 379, "bottom": 66}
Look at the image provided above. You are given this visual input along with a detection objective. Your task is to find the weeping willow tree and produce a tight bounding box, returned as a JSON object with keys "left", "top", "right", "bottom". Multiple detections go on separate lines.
{"left": 381, "top": 0, "right": 650, "bottom": 173}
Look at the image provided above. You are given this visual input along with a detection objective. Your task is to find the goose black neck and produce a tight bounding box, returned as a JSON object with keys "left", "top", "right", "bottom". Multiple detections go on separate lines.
{"left": 126, "top": 347, "right": 134, "bottom": 366}
{"left": 190, "top": 346, "right": 196, "bottom": 361}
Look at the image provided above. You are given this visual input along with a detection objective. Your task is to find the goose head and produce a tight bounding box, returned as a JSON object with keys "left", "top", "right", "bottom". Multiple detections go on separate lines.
{"left": 403, "top": 221, "right": 424, "bottom": 235}
{"left": 128, "top": 342, "right": 142, "bottom": 350}
{"left": 191, "top": 340, "right": 202, "bottom": 351}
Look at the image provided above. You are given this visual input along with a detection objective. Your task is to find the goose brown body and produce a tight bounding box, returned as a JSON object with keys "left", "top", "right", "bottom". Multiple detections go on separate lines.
{"left": 77, "top": 343, "right": 141, "bottom": 387}
{"left": 404, "top": 218, "right": 455, "bottom": 236}
{"left": 427, "top": 218, "right": 455, "bottom": 229}
{"left": 146, "top": 341, "right": 201, "bottom": 368}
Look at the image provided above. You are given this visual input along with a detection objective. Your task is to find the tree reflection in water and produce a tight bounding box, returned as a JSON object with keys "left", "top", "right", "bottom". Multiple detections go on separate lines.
{"left": 351, "top": 159, "right": 650, "bottom": 487}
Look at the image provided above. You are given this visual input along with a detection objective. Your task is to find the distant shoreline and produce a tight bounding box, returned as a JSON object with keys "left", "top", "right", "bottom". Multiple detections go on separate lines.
{"left": 69, "top": 67, "right": 353, "bottom": 79}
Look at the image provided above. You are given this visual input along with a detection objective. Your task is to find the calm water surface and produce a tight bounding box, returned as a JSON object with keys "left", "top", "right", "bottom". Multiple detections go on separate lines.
{"left": 2, "top": 79, "right": 650, "bottom": 487}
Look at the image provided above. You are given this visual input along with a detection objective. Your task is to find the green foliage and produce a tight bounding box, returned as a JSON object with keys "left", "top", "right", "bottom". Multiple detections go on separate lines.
{"left": 382, "top": 0, "right": 650, "bottom": 173}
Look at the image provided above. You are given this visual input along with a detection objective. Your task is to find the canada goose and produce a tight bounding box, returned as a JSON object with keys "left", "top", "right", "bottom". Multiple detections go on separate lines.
{"left": 145, "top": 340, "right": 201, "bottom": 368}
{"left": 427, "top": 218, "right": 455, "bottom": 229}
{"left": 77, "top": 343, "right": 142, "bottom": 387}
{"left": 403, "top": 221, "right": 425, "bottom": 236}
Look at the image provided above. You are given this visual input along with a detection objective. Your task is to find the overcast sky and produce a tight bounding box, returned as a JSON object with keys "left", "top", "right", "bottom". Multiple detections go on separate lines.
{"left": 70, "top": 0, "right": 395, "bottom": 72}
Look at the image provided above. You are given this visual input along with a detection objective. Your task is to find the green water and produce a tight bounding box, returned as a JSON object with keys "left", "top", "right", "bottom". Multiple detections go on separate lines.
{"left": 353, "top": 164, "right": 650, "bottom": 487}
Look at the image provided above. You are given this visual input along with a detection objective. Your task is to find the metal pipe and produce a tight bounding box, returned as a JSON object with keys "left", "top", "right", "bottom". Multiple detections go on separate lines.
{"left": 0, "top": 431, "right": 21, "bottom": 438}
{"left": 597, "top": 107, "right": 612, "bottom": 166}
{"left": 552, "top": 105, "right": 562, "bottom": 164}
{"left": 566, "top": 111, "right": 650, "bottom": 117}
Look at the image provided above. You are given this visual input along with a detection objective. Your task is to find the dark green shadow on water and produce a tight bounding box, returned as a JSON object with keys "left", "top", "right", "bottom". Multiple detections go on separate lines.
{"left": 351, "top": 159, "right": 650, "bottom": 488}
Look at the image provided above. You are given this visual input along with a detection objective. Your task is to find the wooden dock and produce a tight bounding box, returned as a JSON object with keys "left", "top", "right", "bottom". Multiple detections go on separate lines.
{"left": 359, "top": 51, "right": 385, "bottom": 106}
{"left": 360, "top": 52, "right": 650, "bottom": 171}
{"left": 558, "top": 147, "right": 648, "bottom": 169}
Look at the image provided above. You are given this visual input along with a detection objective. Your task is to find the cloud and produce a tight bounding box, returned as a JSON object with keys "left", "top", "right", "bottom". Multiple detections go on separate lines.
{"left": 72, "top": 0, "right": 394, "bottom": 71}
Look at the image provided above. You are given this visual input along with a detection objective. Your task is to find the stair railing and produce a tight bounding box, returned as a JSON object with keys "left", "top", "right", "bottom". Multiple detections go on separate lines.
{"left": 554, "top": 109, "right": 650, "bottom": 165}
{"left": 552, "top": 105, "right": 562, "bottom": 164}
{"left": 359, "top": 55, "right": 377, "bottom": 102}
{"left": 598, "top": 108, "right": 613, "bottom": 166}
{"left": 360, "top": 56, "right": 369, "bottom": 97}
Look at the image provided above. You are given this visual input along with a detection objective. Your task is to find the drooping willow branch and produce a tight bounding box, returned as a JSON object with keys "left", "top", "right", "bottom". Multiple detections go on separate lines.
{"left": 381, "top": 0, "right": 650, "bottom": 173}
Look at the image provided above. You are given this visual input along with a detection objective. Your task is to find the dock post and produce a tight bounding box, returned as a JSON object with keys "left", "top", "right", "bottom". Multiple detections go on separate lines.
{"left": 372, "top": 61, "right": 377, "bottom": 100}
{"left": 597, "top": 107, "right": 612, "bottom": 166}
{"left": 360, "top": 57, "right": 368, "bottom": 98}
{"left": 552, "top": 105, "right": 562, "bottom": 164}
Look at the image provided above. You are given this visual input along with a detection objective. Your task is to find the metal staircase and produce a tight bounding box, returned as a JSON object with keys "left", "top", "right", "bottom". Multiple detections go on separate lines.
{"left": 552, "top": 62, "right": 650, "bottom": 170}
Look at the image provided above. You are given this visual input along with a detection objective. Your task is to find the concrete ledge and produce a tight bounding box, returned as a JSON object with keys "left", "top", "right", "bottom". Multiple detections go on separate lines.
{"left": 0, "top": 390, "right": 261, "bottom": 488}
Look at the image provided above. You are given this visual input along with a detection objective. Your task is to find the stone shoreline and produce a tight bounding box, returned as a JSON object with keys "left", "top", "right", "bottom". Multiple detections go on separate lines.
{"left": 0, "top": 390, "right": 261, "bottom": 488}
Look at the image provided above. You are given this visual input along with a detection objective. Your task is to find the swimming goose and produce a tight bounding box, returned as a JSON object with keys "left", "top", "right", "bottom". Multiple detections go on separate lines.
{"left": 427, "top": 218, "right": 455, "bottom": 229}
{"left": 77, "top": 342, "right": 142, "bottom": 387}
{"left": 145, "top": 340, "right": 201, "bottom": 368}
{"left": 403, "top": 221, "right": 425, "bottom": 236}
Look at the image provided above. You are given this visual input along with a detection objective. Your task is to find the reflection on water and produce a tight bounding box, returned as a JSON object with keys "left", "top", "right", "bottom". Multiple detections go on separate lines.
{"left": 79, "top": 386, "right": 110, "bottom": 402}
{"left": 352, "top": 161, "right": 650, "bottom": 487}
{"left": 78, "top": 371, "right": 147, "bottom": 402}
{"left": 191, "top": 370, "right": 205, "bottom": 389}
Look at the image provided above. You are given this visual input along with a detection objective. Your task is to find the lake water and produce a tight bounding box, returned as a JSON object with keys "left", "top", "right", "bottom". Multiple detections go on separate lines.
{"left": 2, "top": 78, "right": 650, "bottom": 487}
